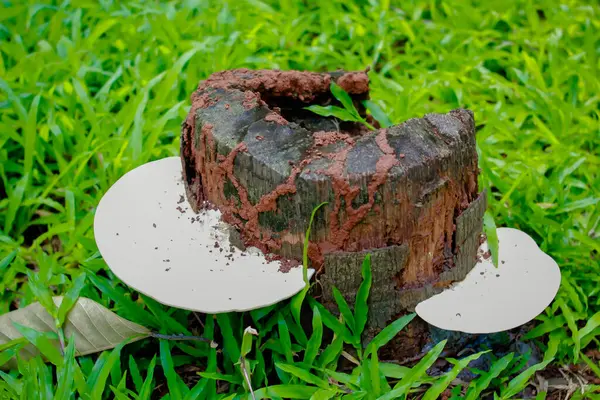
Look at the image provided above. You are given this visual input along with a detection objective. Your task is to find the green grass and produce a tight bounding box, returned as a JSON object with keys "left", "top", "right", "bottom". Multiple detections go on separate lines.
{"left": 0, "top": 0, "right": 599, "bottom": 398}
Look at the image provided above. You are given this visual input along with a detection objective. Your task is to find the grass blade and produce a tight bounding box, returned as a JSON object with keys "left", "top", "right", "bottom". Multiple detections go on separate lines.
{"left": 160, "top": 340, "right": 183, "bottom": 400}
{"left": 275, "top": 362, "right": 330, "bottom": 389}
{"left": 54, "top": 334, "right": 77, "bottom": 400}
{"left": 423, "top": 351, "right": 489, "bottom": 400}
{"left": 380, "top": 340, "right": 447, "bottom": 399}
{"left": 138, "top": 355, "right": 157, "bottom": 400}
{"left": 331, "top": 287, "right": 355, "bottom": 335}
{"left": 365, "top": 313, "right": 416, "bottom": 357}
{"left": 56, "top": 273, "right": 87, "bottom": 327}
{"left": 304, "top": 306, "right": 323, "bottom": 366}
{"left": 483, "top": 211, "right": 499, "bottom": 267}
{"left": 330, "top": 82, "right": 359, "bottom": 118}
{"left": 465, "top": 353, "right": 514, "bottom": 400}
{"left": 363, "top": 100, "right": 392, "bottom": 128}
{"left": 4, "top": 174, "right": 29, "bottom": 235}
{"left": 87, "top": 340, "right": 128, "bottom": 400}
{"left": 354, "top": 254, "right": 372, "bottom": 337}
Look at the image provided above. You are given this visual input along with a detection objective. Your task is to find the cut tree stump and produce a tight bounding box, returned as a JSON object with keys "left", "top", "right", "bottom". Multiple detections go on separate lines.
{"left": 181, "top": 68, "right": 485, "bottom": 354}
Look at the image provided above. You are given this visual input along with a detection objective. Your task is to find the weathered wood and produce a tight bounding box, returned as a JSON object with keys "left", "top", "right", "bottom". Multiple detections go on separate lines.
{"left": 181, "top": 68, "right": 485, "bottom": 355}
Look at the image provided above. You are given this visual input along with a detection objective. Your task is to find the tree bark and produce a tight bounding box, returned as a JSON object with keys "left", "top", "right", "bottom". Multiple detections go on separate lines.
{"left": 181, "top": 69, "right": 485, "bottom": 356}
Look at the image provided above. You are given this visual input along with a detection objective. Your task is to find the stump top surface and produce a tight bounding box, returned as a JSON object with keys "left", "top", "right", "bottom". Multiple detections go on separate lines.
{"left": 181, "top": 68, "right": 481, "bottom": 293}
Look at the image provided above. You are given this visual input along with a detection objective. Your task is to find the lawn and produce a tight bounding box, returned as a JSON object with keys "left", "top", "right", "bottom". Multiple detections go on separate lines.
{"left": 0, "top": 0, "right": 599, "bottom": 399}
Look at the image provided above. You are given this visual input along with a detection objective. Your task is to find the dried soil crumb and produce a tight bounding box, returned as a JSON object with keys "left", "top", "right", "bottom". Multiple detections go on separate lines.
{"left": 177, "top": 195, "right": 185, "bottom": 204}
{"left": 153, "top": 223, "right": 157, "bottom": 228}
{"left": 242, "top": 91, "right": 259, "bottom": 109}
{"left": 264, "top": 112, "right": 289, "bottom": 125}
{"left": 313, "top": 131, "right": 354, "bottom": 147}
{"left": 482, "top": 250, "right": 492, "bottom": 260}
{"left": 278, "top": 258, "right": 301, "bottom": 273}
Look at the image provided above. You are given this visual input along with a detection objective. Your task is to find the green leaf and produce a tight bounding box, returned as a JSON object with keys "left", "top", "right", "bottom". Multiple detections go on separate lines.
{"left": 304, "top": 306, "right": 323, "bottom": 366}
{"left": 275, "top": 362, "right": 331, "bottom": 389}
{"left": 252, "top": 384, "right": 319, "bottom": 399}
{"left": 308, "top": 298, "right": 353, "bottom": 343}
{"left": 341, "top": 392, "right": 368, "bottom": 400}
{"left": 483, "top": 211, "right": 499, "bottom": 267}
{"left": 360, "top": 360, "right": 373, "bottom": 394}
{"left": 291, "top": 287, "right": 309, "bottom": 329}
{"left": 370, "top": 351, "right": 381, "bottom": 397}
{"left": 363, "top": 100, "right": 393, "bottom": 128}
{"left": 354, "top": 254, "right": 372, "bottom": 337}
{"left": 301, "top": 201, "right": 328, "bottom": 285}
{"left": 0, "top": 337, "right": 27, "bottom": 353}
{"left": 522, "top": 316, "right": 566, "bottom": 340}
{"left": 330, "top": 82, "right": 360, "bottom": 118}
{"left": 332, "top": 287, "right": 356, "bottom": 335}
{"left": 310, "top": 389, "right": 338, "bottom": 400}
{"left": 558, "top": 299, "right": 581, "bottom": 361}
{"left": 0, "top": 250, "right": 17, "bottom": 272}
{"left": 500, "top": 358, "right": 553, "bottom": 399}
{"left": 216, "top": 313, "right": 240, "bottom": 365}
{"left": 87, "top": 274, "right": 157, "bottom": 327}
{"left": 380, "top": 340, "right": 447, "bottom": 400}
{"left": 160, "top": 340, "right": 182, "bottom": 400}
{"left": 577, "top": 310, "right": 600, "bottom": 344}
{"left": 278, "top": 315, "right": 294, "bottom": 364}
{"left": 423, "top": 351, "right": 489, "bottom": 400}
{"left": 304, "top": 105, "right": 358, "bottom": 122}
{"left": 379, "top": 363, "right": 411, "bottom": 379}
{"left": 318, "top": 334, "right": 344, "bottom": 370}
{"left": 197, "top": 372, "right": 242, "bottom": 384}
{"left": 322, "top": 369, "right": 360, "bottom": 389}
{"left": 0, "top": 369, "right": 22, "bottom": 396}
{"left": 581, "top": 352, "right": 600, "bottom": 384}
{"left": 0, "top": 297, "right": 149, "bottom": 365}
{"left": 128, "top": 355, "right": 143, "bottom": 393}
{"left": 110, "top": 387, "right": 135, "bottom": 400}
{"left": 87, "top": 340, "right": 129, "bottom": 400}
{"left": 184, "top": 377, "right": 208, "bottom": 400}
{"left": 365, "top": 313, "right": 416, "bottom": 357}
{"left": 54, "top": 334, "right": 77, "bottom": 400}
{"left": 0, "top": 77, "right": 27, "bottom": 120}
{"left": 26, "top": 270, "right": 57, "bottom": 321}
{"left": 138, "top": 355, "right": 157, "bottom": 400}
{"left": 24, "top": 94, "right": 40, "bottom": 184}
{"left": 56, "top": 273, "right": 87, "bottom": 327}
{"left": 241, "top": 326, "right": 258, "bottom": 359}
{"left": 12, "top": 323, "right": 62, "bottom": 366}
{"left": 286, "top": 316, "right": 308, "bottom": 347}
{"left": 4, "top": 174, "right": 29, "bottom": 235}
{"left": 465, "top": 353, "right": 514, "bottom": 400}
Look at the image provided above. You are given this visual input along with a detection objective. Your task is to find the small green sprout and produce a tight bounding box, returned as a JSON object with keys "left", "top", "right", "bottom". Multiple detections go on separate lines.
{"left": 305, "top": 82, "right": 392, "bottom": 130}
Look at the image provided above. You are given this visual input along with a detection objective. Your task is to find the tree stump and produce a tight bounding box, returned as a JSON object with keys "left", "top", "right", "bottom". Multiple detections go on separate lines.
{"left": 181, "top": 69, "right": 485, "bottom": 354}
